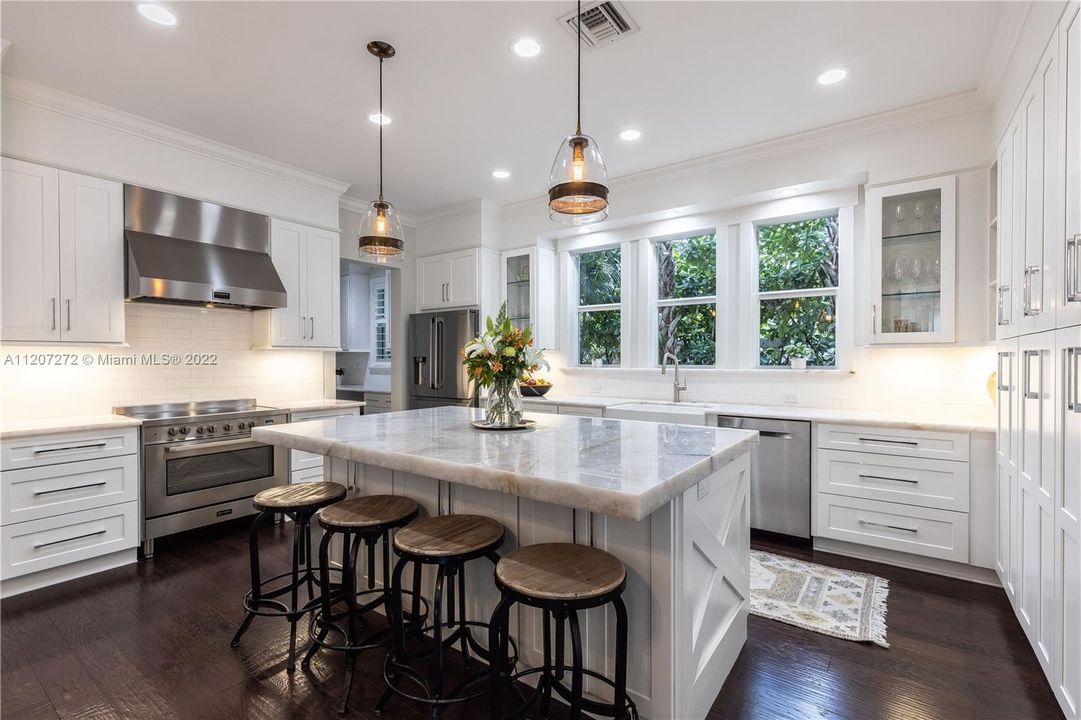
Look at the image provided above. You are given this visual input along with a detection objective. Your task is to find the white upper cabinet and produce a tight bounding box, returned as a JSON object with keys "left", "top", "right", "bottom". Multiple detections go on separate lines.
{"left": 1060, "top": 4, "right": 1081, "bottom": 330}
{"left": 416, "top": 247, "right": 490, "bottom": 311}
{"left": 995, "top": 119, "right": 1021, "bottom": 339}
{"left": 1021, "top": 44, "right": 1062, "bottom": 334}
{"left": 868, "top": 175, "right": 956, "bottom": 344}
{"left": 501, "top": 245, "right": 557, "bottom": 350}
{"left": 255, "top": 218, "right": 340, "bottom": 349}
{"left": 1, "top": 158, "right": 123, "bottom": 344}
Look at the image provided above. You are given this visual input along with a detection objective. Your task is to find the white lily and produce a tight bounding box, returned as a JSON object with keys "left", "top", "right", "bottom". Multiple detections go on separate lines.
{"left": 524, "top": 345, "right": 549, "bottom": 371}
{"left": 465, "top": 334, "right": 498, "bottom": 358}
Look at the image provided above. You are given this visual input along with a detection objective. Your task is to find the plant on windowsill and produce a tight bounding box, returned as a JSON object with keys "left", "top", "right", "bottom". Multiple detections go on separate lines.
{"left": 785, "top": 342, "right": 812, "bottom": 370}
{"left": 462, "top": 302, "right": 549, "bottom": 429}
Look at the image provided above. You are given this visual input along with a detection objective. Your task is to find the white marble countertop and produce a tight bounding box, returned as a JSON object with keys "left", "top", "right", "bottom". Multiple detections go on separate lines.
{"left": 269, "top": 399, "right": 366, "bottom": 413}
{"left": 0, "top": 414, "right": 143, "bottom": 439}
{"left": 522, "top": 395, "right": 995, "bottom": 434}
{"left": 252, "top": 406, "right": 758, "bottom": 521}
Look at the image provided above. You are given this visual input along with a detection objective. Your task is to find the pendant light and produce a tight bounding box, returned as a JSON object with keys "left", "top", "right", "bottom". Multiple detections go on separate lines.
{"left": 358, "top": 40, "right": 404, "bottom": 260}
{"left": 547, "top": 0, "right": 609, "bottom": 225}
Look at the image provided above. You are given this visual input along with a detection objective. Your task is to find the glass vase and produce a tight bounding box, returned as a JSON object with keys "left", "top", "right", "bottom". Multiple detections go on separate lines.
{"left": 485, "top": 377, "right": 524, "bottom": 428}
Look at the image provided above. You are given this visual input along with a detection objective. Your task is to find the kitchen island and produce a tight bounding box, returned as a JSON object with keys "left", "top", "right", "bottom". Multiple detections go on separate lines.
{"left": 253, "top": 406, "right": 757, "bottom": 720}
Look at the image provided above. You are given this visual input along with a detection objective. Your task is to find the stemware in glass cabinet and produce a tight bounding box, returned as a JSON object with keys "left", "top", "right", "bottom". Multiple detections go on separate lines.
{"left": 505, "top": 254, "right": 531, "bottom": 331}
{"left": 879, "top": 187, "right": 944, "bottom": 336}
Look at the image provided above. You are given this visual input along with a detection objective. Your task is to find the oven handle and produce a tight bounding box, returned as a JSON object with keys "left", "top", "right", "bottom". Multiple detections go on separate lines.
{"left": 162, "top": 437, "right": 266, "bottom": 458}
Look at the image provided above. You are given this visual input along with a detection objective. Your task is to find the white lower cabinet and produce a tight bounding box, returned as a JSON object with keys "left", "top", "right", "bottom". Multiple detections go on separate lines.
{"left": 1055, "top": 324, "right": 1081, "bottom": 718}
{"left": 816, "top": 494, "right": 970, "bottom": 563}
{"left": 997, "top": 340, "right": 1021, "bottom": 600}
{"left": 0, "top": 427, "right": 140, "bottom": 596}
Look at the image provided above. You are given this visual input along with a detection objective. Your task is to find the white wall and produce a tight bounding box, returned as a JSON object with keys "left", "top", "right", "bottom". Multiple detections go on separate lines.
{"left": 1, "top": 304, "right": 325, "bottom": 421}
{"left": 1, "top": 78, "right": 345, "bottom": 229}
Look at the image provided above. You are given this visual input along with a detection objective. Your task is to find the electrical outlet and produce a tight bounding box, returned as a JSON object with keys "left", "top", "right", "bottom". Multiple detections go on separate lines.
{"left": 781, "top": 393, "right": 799, "bottom": 405}
{"left": 590, "top": 383, "right": 603, "bottom": 395}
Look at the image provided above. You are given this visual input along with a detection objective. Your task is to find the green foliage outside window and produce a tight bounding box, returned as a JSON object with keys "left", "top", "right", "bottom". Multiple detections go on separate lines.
{"left": 578, "top": 248, "right": 621, "bottom": 365}
{"left": 656, "top": 235, "right": 717, "bottom": 365}
{"left": 757, "top": 217, "right": 839, "bottom": 367}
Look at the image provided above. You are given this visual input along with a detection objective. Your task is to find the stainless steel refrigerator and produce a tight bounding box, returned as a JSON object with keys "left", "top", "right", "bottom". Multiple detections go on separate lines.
{"left": 408, "top": 309, "right": 479, "bottom": 409}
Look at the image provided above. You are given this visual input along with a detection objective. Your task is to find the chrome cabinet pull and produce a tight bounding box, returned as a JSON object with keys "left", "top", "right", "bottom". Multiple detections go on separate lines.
{"left": 33, "top": 481, "right": 107, "bottom": 496}
{"left": 871, "top": 304, "right": 877, "bottom": 337}
{"left": 34, "top": 528, "right": 106, "bottom": 549}
{"left": 858, "top": 519, "right": 919, "bottom": 534}
{"left": 1068, "top": 347, "right": 1081, "bottom": 414}
{"left": 65, "top": 299, "right": 71, "bottom": 331}
{"left": 997, "top": 351, "right": 1012, "bottom": 392}
{"left": 300, "top": 316, "right": 307, "bottom": 340}
{"left": 51, "top": 298, "right": 57, "bottom": 332}
{"left": 996, "top": 286, "right": 1005, "bottom": 325}
{"left": 310, "top": 316, "right": 315, "bottom": 340}
{"left": 857, "top": 437, "right": 918, "bottom": 447}
{"left": 859, "top": 473, "right": 919, "bottom": 485}
{"left": 1023, "top": 266, "right": 1043, "bottom": 316}
{"left": 1001, "top": 284, "right": 1012, "bottom": 323}
{"left": 1022, "top": 349, "right": 1041, "bottom": 400}
{"left": 1068, "top": 234, "right": 1081, "bottom": 303}
{"left": 33, "top": 442, "right": 107, "bottom": 455}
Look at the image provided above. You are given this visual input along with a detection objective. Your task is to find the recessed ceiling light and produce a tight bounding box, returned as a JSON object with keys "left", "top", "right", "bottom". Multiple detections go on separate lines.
{"left": 815, "top": 66, "right": 849, "bottom": 86}
{"left": 663, "top": 210, "right": 679, "bottom": 218}
{"left": 368, "top": 113, "right": 392, "bottom": 125}
{"left": 511, "top": 37, "right": 543, "bottom": 58}
{"left": 491, "top": 169, "right": 511, "bottom": 180}
{"left": 619, "top": 129, "right": 641, "bottom": 141}
{"left": 134, "top": 2, "right": 179, "bottom": 27}
{"left": 779, "top": 187, "right": 800, "bottom": 197}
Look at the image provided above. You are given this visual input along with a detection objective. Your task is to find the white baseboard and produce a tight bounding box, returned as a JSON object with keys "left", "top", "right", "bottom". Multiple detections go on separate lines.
{"left": 1, "top": 549, "right": 137, "bottom": 599}
{"left": 812, "top": 537, "right": 1001, "bottom": 586}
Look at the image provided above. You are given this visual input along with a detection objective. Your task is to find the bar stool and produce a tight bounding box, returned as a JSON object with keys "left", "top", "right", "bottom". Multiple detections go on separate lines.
{"left": 487, "top": 543, "right": 639, "bottom": 720}
{"left": 230, "top": 481, "right": 347, "bottom": 673}
{"left": 376, "top": 514, "right": 514, "bottom": 719}
{"left": 301, "top": 495, "right": 425, "bottom": 715}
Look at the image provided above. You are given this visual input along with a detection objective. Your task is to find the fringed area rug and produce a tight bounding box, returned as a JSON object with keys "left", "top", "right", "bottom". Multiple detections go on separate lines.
{"left": 750, "top": 550, "right": 890, "bottom": 648}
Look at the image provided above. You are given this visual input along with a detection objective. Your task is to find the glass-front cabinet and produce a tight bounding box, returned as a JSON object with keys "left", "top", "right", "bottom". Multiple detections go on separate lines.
{"left": 500, "top": 245, "right": 557, "bottom": 350}
{"left": 868, "top": 175, "right": 956, "bottom": 344}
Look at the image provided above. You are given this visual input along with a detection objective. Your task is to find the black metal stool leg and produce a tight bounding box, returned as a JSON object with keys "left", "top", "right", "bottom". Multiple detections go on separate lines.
{"left": 554, "top": 611, "right": 566, "bottom": 683}
{"left": 568, "top": 610, "right": 584, "bottom": 720}
{"left": 231, "top": 510, "right": 269, "bottom": 647}
{"left": 613, "top": 596, "right": 630, "bottom": 718}
{"left": 539, "top": 608, "right": 554, "bottom": 718}
{"left": 431, "top": 564, "right": 447, "bottom": 716}
{"left": 286, "top": 512, "right": 303, "bottom": 674}
{"left": 457, "top": 566, "right": 471, "bottom": 669}
{"left": 341, "top": 532, "right": 360, "bottom": 715}
{"left": 487, "top": 593, "right": 514, "bottom": 720}
{"left": 375, "top": 555, "right": 410, "bottom": 717}
{"left": 302, "top": 527, "right": 336, "bottom": 671}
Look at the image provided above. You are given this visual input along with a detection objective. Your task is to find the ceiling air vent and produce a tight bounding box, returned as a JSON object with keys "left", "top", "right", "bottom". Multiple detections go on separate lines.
{"left": 559, "top": 1, "right": 639, "bottom": 49}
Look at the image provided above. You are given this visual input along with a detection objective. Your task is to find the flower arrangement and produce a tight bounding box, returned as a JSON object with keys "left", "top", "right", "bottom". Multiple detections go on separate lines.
{"left": 463, "top": 302, "right": 548, "bottom": 427}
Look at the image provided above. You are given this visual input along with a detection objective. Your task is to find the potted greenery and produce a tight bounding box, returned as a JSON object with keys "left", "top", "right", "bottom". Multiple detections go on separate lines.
{"left": 785, "top": 342, "right": 812, "bottom": 370}
{"left": 462, "top": 303, "right": 548, "bottom": 428}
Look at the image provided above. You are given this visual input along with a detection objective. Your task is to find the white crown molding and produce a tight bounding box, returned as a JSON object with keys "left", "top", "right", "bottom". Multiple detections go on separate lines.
{"left": 414, "top": 198, "right": 487, "bottom": 228}
{"left": 497, "top": 89, "right": 990, "bottom": 220}
{"left": 1, "top": 75, "right": 351, "bottom": 196}
{"left": 977, "top": 1, "right": 1032, "bottom": 102}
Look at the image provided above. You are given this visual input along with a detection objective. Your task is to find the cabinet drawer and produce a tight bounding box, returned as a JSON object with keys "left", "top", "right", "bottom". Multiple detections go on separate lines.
{"left": 364, "top": 393, "right": 392, "bottom": 408}
{"left": 291, "top": 465, "right": 326, "bottom": 484}
{"left": 289, "top": 408, "right": 360, "bottom": 422}
{"left": 817, "top": 450, "right": 969, "bottom": 512}
{"left": 523, "top": 402, "right": 557, "bottom": 414}
{"left": 291, "top": 449, "right": 325, "bottom": 474}
{"left": 557, "top": 405, "right": 603, "bottom": 418}
{"left": 816, "top": 494, "right": 969, "bottom": 563}
{"left": 1, "top": 455, "right": 138, "bottom": 525}
{"left": 1, "top": 501, "right": 139, "bottom": 579}
{"left": 2, "top": 428, "right": 138, "bottom": 471}
{"left": 816, "top": 423, "right": 969, "bottom": 461}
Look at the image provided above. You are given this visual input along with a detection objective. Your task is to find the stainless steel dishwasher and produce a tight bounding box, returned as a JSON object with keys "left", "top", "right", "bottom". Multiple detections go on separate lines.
{"left": 716, "top": 415, "right": 811, "bottom": 538}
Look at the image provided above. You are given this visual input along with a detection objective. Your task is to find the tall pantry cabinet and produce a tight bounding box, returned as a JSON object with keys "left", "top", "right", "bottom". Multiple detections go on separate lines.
{"left": 992, "top": 3, "right": 1081, "bottom": 718}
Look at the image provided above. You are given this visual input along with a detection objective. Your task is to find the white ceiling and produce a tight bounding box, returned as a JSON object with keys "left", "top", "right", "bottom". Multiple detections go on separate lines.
{"left": 1, "top": 1, "right": 1008, "bottom": 215}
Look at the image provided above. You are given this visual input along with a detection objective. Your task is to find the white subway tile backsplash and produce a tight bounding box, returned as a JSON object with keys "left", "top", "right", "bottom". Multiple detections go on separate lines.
{"left": 1, "top": 304, "right": 328, "bottom": 422}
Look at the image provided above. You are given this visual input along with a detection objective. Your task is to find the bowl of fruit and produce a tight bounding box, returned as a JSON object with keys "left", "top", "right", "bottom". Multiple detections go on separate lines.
{"left": 520, "top": 376, "right": 553, "bottom": 397}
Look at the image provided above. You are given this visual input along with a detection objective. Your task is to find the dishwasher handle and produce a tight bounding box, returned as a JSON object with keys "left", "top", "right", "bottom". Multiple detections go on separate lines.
{"left": 757, "top": 430, "right": 794, "bottom": 439}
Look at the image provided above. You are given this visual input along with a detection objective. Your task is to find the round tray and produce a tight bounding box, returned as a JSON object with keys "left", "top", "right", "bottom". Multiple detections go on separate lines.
{"left": 470, "top": 419, "right": 536, "bottom": 431}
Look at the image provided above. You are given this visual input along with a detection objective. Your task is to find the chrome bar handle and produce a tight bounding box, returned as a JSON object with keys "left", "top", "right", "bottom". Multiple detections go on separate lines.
{"left": 858, "top": 519, "right": 919, "bottom": 534}
{"left": 300, "top": 316, "right": 306, "bottom": 340}
{"left": 1002, "top": 284, "right": 1012, "bottom": 324}
{"left": 1022, "top": 349, "right": 1040, "bottom": 400}
{"left": 1068, "top": 347, "right": 1080, "bottom": 414}
{"left": 34, "top": 528, "right": 106, "bottom": 549}
{"left": 996, "top": 286, "right": 1005, "bottom": 326}
{"left": 1068, "top": 234, "right": 1081, "bottom": 303}
{"left": 51, "top": 298, "right": 57, "bottom": 332}
{"left": 997, "top": 351, "right": 1009, "bottom": 392}
{"left": 871, "top": 304, "right": 877, "bottom": 338}
{"left": 859, "top": 474, "right": 919, "bottom": 485}
{"left": 65, "top": 298, "right": 71, "bottom": 331}
{"left": 310, "top": 316, "right": 315, "bottom": 340}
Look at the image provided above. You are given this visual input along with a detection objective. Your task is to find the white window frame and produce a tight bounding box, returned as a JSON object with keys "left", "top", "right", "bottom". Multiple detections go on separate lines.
{"left": 644, "top": 231, "right": 720, "bottom": 367}
{"left": 739, "top": 205, "right": 854, "bottom": 370}
{"left": 370, "top": 276, "right": 391, "bottom": 366}
{"left": 569, "top": 244, "right": 626, "bottom": 367}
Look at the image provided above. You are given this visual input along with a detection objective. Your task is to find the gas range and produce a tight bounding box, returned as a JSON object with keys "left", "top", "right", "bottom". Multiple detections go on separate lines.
{"left": 112, "top": 399, "right": 290, "bottom": 558}
{"left": 115, "top": 399, "right": 287, "bottom": 445}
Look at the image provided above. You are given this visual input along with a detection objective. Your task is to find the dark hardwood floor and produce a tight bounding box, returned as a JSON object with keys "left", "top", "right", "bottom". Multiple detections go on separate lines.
{"left": 0, "top": 521, "right": 1063, "bottom": 720}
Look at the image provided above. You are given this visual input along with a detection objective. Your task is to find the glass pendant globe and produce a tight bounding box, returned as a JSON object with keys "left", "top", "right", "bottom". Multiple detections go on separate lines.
{"left": 358, "top": 200, "right": 404, "bottom": 260}
{"left": 547, "top": 133, "right": 609, "bottom": 225}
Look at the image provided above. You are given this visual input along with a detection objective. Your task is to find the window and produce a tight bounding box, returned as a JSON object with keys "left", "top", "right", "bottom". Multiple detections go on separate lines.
{"left": 371, "top": 277, "right": 391, "bottom": 364}
{"left": 655, "top": 234, "right": 717, "bottom": 365}
{"left": 576, "top": 247, "right": 621, "bottom": 366}
{"left": 756, "top": 215, "right": 838, "bottom": 367}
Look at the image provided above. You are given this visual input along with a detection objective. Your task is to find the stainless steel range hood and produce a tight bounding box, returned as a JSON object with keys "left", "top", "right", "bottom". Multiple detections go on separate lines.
{"left": 124, "top": 186, "right": 287, "bottom": 309}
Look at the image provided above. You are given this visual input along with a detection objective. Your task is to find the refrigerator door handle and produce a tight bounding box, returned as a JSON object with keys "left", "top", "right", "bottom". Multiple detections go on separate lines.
{"left": 429, "top": 318, "right": 436, "bottom": 389}
{"left": 434, "top": 317, "right": 445, "bottom": 390}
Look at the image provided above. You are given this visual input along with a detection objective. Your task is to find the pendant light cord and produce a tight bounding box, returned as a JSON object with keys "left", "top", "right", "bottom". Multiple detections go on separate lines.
{"left": 378, "top": 55, "right": 384, "bottom": 202}
{"left": 576, "top": 0, "right": 582, "bottom": 136}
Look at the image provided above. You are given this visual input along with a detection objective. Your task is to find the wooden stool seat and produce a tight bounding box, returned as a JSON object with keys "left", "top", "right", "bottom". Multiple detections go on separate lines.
{"left": 253, "top": 481, "right": 346, "bottom": 511}
{"left": 318, "top": 495, "right": 418, "bottom": 529}
{"left": 496, "top": 543, "right": 626, "bottom": 601}
{"left": 393, "top": 514, "right": 504, "bottom": 558}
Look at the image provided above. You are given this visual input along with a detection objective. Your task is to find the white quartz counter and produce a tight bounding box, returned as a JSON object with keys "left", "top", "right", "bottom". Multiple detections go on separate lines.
{"left": 0, "top": 414, "right": 143, "bottom": 439}
{"left": 522, "top": 395, "right": 995, "bottom": 434}
{"left": 252, "top": 405, "right": 757, "bottom": 521}
{"left": 268, "top": 399, "right": 366, "bottom": 413}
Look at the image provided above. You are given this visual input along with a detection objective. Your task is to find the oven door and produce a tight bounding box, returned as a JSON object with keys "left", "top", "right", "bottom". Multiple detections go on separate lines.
{"left": 143, "top": 437, "right": 287, "bottom": 519}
